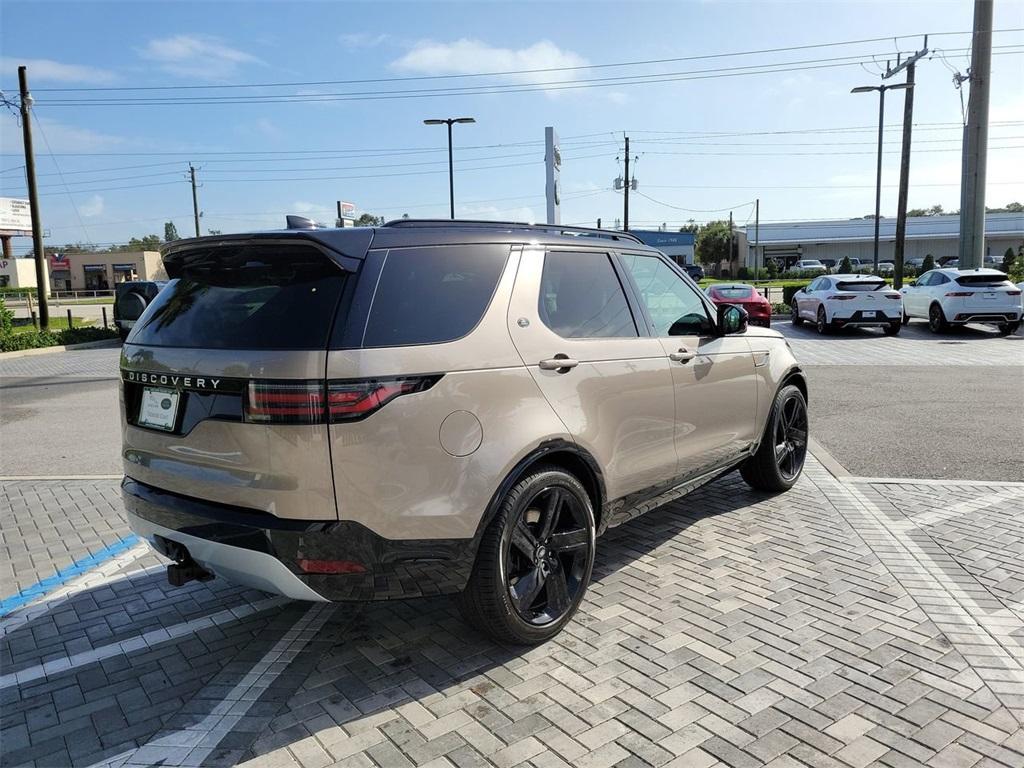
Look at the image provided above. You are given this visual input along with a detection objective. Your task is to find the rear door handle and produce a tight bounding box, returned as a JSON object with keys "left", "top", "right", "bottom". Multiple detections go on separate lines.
{"left": 669, "top": 348, "right": 696, "bottom": 363}
{"left": 539, "top": 355, "right": 579, "bottom": 371}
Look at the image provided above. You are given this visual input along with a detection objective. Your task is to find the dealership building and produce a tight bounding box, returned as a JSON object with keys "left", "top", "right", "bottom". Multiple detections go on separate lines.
{"left": 48, "top": 251, "right": 166, "bottom": 291}
{"left": 742, "top": 212, "right": 1023, "bottom": 270}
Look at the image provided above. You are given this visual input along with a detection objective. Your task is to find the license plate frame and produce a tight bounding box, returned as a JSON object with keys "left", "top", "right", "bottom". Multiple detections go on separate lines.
{"left": 138, "top": 387, "right": 180, "bottom": 432}
{"left": 862, "top": 310, "right": 877, "bottom": 319}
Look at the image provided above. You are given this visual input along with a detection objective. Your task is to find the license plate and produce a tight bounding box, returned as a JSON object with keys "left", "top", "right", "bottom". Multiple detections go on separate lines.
{"left": 862, "top": 310, "right": 876, "bottom": 318}
{"left": 138, "top": 387, "right": 180, "bottom": 431}
{"left": 983, "top": 292, "right": 996, "bottom": 300}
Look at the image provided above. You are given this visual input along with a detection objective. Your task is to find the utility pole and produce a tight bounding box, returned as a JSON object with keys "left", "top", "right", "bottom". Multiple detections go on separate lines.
{"left": 623, "top": 136, "right": 630, "bottom": 231}
{"left": 754, "top": 198, "right": 760, "bottom": 275}
{"left": 189, "top": 164, "right": 200, "bottom": 237}
{"left": 959, "top": 0, "right": 993, "bottom": 269}
{"left": 728, "top": 211, "right": 734, "bottom": 275}
{"left": 884, "top": 39, "right": 928, "bottom": 289}
{"left": 18, "top": 66, "right": 48, "bottom": 329}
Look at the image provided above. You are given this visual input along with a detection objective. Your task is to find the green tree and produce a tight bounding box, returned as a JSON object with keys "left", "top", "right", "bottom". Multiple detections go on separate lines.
{"left": 1003, "top": 247, "right": 1016, "bottom": 273}
{"left": 839, "top": 256, "right": 853, "bottom": 273}
{"left": 164, "top": 221, "right": 179, "bottom": 242}
{"left": 354, "top": 213, "right": 385, "bottom": 227}
{"left": 678, "top": 219, "right": 698, "bottom": 234}
{"left": 907, "top": 205, "right": 948, "bottom": 217}
{"left": 921, "top": 254, "right": 935, "bottom": 273}
{"left": 115, "top": 235, "right": 162, "bottom": 252}
{"left": 986, "top": 202, "right": 1023, "bottom": 213}
{"left": 694, "top": 220, "right": 734, "bottom": 267}
{"left": 207, "top": 229, "right": 222, "bottom": 235}
{"left": 766, "top": 259, "right": 780, "bottom": 279}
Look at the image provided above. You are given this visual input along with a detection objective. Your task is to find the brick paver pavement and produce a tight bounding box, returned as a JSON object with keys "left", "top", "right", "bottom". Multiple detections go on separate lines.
{"left": 2, "top": 459, "right": 1022, "bottom": 768}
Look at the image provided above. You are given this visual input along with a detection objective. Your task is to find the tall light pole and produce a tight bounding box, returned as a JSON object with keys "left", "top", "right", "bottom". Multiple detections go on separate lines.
{"left": 851, "top": 82, "right": 913, "bottom": 271}
{"left": 423, "top": 117, "right": 475, "bottom": 219}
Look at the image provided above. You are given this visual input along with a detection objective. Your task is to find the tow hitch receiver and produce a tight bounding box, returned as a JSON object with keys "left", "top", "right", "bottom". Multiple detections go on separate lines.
{"left": 167, "top": 561, "right": 214, "bottom": 587}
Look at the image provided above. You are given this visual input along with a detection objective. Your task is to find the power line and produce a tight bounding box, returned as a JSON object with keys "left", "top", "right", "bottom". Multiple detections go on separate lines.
{"left": 33, "top": 47, "right": 1024, "bottom": 106}
{"left": 18, "top": 28, "right": 1024, "bottom": 94}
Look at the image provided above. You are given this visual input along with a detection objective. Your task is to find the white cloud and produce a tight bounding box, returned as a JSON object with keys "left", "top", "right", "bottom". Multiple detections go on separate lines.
{"left": 2, "top": 58, "right": 117, "bottom": 84}
{"left": 340, "top": 32, "right": 391, "bottom": 49}
{"left": 138, "top": 35, "right": 261, "bottom": 79}
{"left": 0, "top": 116, "right": 126, "bottom": 154}
{"left": 79, "top": 195, "right": 104, "bottom": 217}
{"left": 390, "top": 38, "right": 588, "bottom": 93}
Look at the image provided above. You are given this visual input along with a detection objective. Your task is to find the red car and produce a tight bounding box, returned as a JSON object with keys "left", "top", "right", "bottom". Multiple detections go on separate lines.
{"left": 705, "top": 283, "right": 772, "bottom": 327}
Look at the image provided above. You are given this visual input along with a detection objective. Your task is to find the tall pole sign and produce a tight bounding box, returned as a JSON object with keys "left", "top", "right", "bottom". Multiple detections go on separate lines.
{"left": 545, "top": 127, "right": 561, "bottom": 225}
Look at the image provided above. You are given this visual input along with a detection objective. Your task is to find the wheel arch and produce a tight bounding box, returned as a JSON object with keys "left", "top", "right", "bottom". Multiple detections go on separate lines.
{"left": 472, "top": 439, "right": 607, "bottom": 546}
{"left": 781, "top": 366, "right": 808, "bottom": 404}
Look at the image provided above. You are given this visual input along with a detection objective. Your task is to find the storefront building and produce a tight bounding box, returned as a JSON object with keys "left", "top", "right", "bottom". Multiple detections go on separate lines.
{"left": 48, "top": 251, "right": 167, "bottom": 292}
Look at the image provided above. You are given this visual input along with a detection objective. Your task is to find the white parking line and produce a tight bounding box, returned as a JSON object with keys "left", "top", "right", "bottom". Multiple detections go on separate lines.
{"left": 0, "top": 541, "right": 152, "bottom": 639}
{"left": 88, "top": 603, "right": 335, "bottom": 768}
{"left": 0, "top": 596, "right": 286, "bottom": 691}
{"left": 910, "top": 489, "right": 1024, "bottom": 528}
{"left": 808, "top": 463, "right": 1024, "bottom": 719}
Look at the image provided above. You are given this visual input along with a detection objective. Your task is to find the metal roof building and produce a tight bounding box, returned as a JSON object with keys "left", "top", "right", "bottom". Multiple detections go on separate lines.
{"left": 742, "top": 212, "right": 1023, "bottom": 268}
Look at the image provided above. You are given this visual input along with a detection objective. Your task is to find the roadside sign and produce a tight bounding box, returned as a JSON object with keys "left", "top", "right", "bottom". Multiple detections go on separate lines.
{"left": 0, "top": 197, "right": 32, "bottom": 235}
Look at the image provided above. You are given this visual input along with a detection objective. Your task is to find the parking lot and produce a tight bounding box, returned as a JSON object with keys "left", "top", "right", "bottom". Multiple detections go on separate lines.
{"left": 2, "top": 328, "right": 1023, "bottom": 768}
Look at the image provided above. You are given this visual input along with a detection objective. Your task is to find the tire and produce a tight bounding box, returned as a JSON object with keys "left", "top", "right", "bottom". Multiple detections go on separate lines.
{"left": 117, "top": 292, "right": 148, "bottom": 322}
{"left": 816, "top": 307, "right": 832, "bottom": 335}
{"left": 457, "top": 466, "right": 596, "bottom": 645}
{"left": 997, "top": 320, "right": 1021, "bottom": 336}
{"left": 118, "top": 328, "right": 130, "bottom": 343}
{"left": 791, "top": 304, "right": 803, "bottom": 327}
{"left": 928, "top": 302, "right": 948, "bottom": 334}
{"left": 883, "top": 321, "right": 901, "bottom": 336}
{"left": 740, "top": 384, "right": 808, "bottom": 493}
{"left": 901, "top": 309, "right": 910, "bottom": 326}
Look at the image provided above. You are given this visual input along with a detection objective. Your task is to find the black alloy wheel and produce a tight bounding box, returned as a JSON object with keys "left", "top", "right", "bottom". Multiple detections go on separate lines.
{"left": 816, "top": 307, "right": 830, "bottom": 335}
{"left": 773, "top": 391, "right": 808, "bottom": 483}
{"left": 504, "top": 485, "right": 591, "bottom": 626}
{"left": 928, "top": 303, "right": 948, "bottom": 333}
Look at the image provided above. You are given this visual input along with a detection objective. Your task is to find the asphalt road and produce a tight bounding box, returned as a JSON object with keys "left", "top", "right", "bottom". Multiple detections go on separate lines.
{"left": 805, "top": 364, "right": 1023, "bottom": 482}
{"left": 0, "top": 376, "right": 122, "bottom": 476}
{"left": 1, "top": 348, "right": 1021, "bottom": 482}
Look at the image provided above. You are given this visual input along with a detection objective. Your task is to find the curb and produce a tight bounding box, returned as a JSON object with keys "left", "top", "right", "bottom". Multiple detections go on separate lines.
{"left": 0, "top": 338, "right": 120, "bottom": 360}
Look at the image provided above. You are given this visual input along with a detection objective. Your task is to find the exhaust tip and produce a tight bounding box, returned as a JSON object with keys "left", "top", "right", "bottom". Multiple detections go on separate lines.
{"left": 167, "top": 561, "right": 214, "bottom": 587}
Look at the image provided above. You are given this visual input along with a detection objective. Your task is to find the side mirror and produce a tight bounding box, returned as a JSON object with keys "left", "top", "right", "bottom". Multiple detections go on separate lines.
{"left": 718, "top": 303, "right": 748, "bottom": 335}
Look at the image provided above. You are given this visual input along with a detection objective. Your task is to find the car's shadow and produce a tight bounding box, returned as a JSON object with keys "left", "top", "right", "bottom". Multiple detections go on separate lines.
{"left": 778, "top": 320, "right": 1021, "bottom": 341}
{"left": 0, "top": 471, "right": 800, "bottom": 767}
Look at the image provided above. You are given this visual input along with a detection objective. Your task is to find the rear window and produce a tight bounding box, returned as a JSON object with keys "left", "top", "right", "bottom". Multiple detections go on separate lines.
{"left": 715, "top": 287, "right": 754, "bottom": 299}
{"left": 955, "top": 273, "right": 1010, "bottom": 286}
{"left": 836, "top": 281, "right": 886, "bottom": 292}
{"left": 362, "top": 245, "right": 508, "bottom": 348}
{"left": 130, "top": 244, "right": 346, "bottom": 349}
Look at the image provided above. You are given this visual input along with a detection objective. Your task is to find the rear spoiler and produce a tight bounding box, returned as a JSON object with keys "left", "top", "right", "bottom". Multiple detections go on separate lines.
{"left": 160, "top": 230, "right": 373, "bottom": 274}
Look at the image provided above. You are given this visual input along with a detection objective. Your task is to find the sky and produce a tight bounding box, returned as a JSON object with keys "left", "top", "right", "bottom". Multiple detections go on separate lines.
{"left": 1, "top": 0, "right": 1022, "bottom": 251}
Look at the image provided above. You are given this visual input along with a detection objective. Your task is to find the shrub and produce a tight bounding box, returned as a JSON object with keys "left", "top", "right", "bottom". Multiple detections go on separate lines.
{"left": 737, "top": 267, "right": 751, "bottom": 279}
{"left": 0, "top": 287, "right": 37, "bottom": 297}
{"left": 0, "top": 325, "right": 118, "bottom": 353}
{"left": 783, "top": 284, "right": 809, "bottom": 305}
{"left": 1003, "top": 247, "right": 1016, "bottom": 273}
{"left": 921, "top": 254, "right": 935, "bottom": 272}
{"left": 766, "top": 260, "right": 780, "bottom": 279}
{"left": 838, "top": 256, "right": 853, "bottom": 273}
{"left": 0, "top": 297, "right": 12, "bottom": 336}
{"left": 1010, "top": 250, "right": 1024, "bottom": 282}
{"left": 771, "top": 302, "right": 791, "bottom": 315}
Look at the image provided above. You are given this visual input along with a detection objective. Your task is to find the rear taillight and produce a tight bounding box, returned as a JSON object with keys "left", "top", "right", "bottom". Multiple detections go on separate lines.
{"left": 827, "top": 294, "right": 857, "bottom": 300}
{"left": 245, "top": 381, "right": 325, "bottom": 424}
{"left": 1008, "top": 290, "right": 1022, "bottom": 296}
{"left": 327, "top": 375, "right": 441, "bottom": 422}
{"left": 945, "top": 291, "right": 972, "bottom": 297}
{"left": 243, "top": 375, "right": 441, "bottom": 424}
{"left": 884, "top": 293, "right": 901, "bottom": 300}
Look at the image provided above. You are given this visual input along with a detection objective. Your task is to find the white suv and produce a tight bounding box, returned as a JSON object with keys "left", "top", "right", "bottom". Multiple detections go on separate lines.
{"left": 791, "top": 274, "right": 903, "bottom": 335}
{"left": 900, "top": 268, "right": 1022, "bottom": 335}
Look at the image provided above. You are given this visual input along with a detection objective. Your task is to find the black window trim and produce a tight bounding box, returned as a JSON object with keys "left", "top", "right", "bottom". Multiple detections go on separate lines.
{"left": 614, "top": 250, "right": 717, "bottom": 338}
{"left": 537, "top": 247, "right": 644, "bottom": 341}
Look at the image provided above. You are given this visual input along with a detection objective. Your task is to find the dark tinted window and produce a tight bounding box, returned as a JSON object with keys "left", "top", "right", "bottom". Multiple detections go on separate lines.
{"left": 131, "top": 244, "right": 346, "bottom": 349}
{"left": 539, "top": 251, "right": 637, "bottom": 338}
{"left": 836, "top": 281, "right": 886, "bottom": 292}
{"left": 362, "top": 245, "right": 508, "bottom": 348}
{"left": 956, "top": 273, "right": 1010, "bottom": 285}
{"left": 714, "top": 286, "right": 754, "bottom": 299}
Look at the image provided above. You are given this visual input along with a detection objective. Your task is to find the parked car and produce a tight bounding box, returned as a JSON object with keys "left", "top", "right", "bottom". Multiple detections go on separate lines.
{"left": 682, "top": 263, "right": 705, "bottom": 281}
{"left": 786, "top": 259, "right": 827, "bottom": 276}
{"left": 820, "top": 258, "right": 839, "bottom": 274}
{"left": 119, "top": 219, "right": 808, "bottom": 645}
{"left": 791, "top": 274, "right": 903, "bottom": 335}
{"left": 900, "top": 268, "right": 1022, "bottom": 335}
{"left": 113, "top": 280, "right": 168, "bottom": 342}
{"left": 705, "top": 283, "right": 772, "bottom": 327}
{"left": 876, "top": 262, "right": 895, "bottom": 276}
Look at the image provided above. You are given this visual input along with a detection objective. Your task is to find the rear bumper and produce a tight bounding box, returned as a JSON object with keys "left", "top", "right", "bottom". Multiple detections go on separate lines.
{"left": 123, "top": 477, "right": 476, "bottom": 601}
{"left": 949, "top": 310, "right": 1021, "bottom": 324}
{"left": 832, "top": 309, "right": 900, "bottom": 327}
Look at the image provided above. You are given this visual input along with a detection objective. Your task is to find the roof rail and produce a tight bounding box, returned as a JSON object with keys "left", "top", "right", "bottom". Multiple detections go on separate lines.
{"left": 381, "top": 218, "right": 644, "bottom": 245}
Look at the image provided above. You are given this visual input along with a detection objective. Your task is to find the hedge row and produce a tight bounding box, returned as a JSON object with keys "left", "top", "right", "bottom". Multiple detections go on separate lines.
{"left": 0, "top": 325, "right": 119, "bottom": 353}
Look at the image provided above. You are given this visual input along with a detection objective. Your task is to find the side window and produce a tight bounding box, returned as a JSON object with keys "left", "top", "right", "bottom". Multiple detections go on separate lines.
{"left": 806, "top": 278, "right": 820, "bottom": 292}
{"left": 917, "top": 272, "right": 932, "bottom": 286}
{"left": 362, "top": 244, "right": 508, "bottom": 348}
{"left": 538, "top": 251, "right": 638, "bottom": 339}
{"left": 934, "top": 273, "right": 949, "bottom": 285}
{"left": 621, "top": 253, "right": 714, "bottom": 336}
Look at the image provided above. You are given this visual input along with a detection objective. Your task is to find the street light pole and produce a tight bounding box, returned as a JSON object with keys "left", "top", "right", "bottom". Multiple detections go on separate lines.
{"left": 851, "top": 82, "right": 913, "bottom": 272}
{"left": 423, "top": 117, "right": 476, "bottom": 219}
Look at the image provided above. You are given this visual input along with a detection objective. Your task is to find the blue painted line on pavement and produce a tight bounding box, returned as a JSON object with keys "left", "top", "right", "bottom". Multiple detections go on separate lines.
{"left": 0, "top": 534, "right": 139, "bottom": 616}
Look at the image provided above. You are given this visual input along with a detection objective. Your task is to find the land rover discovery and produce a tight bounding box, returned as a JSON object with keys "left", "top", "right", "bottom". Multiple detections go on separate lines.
{"left": 120, "top": 220, "right": 808, "bottom": 644}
